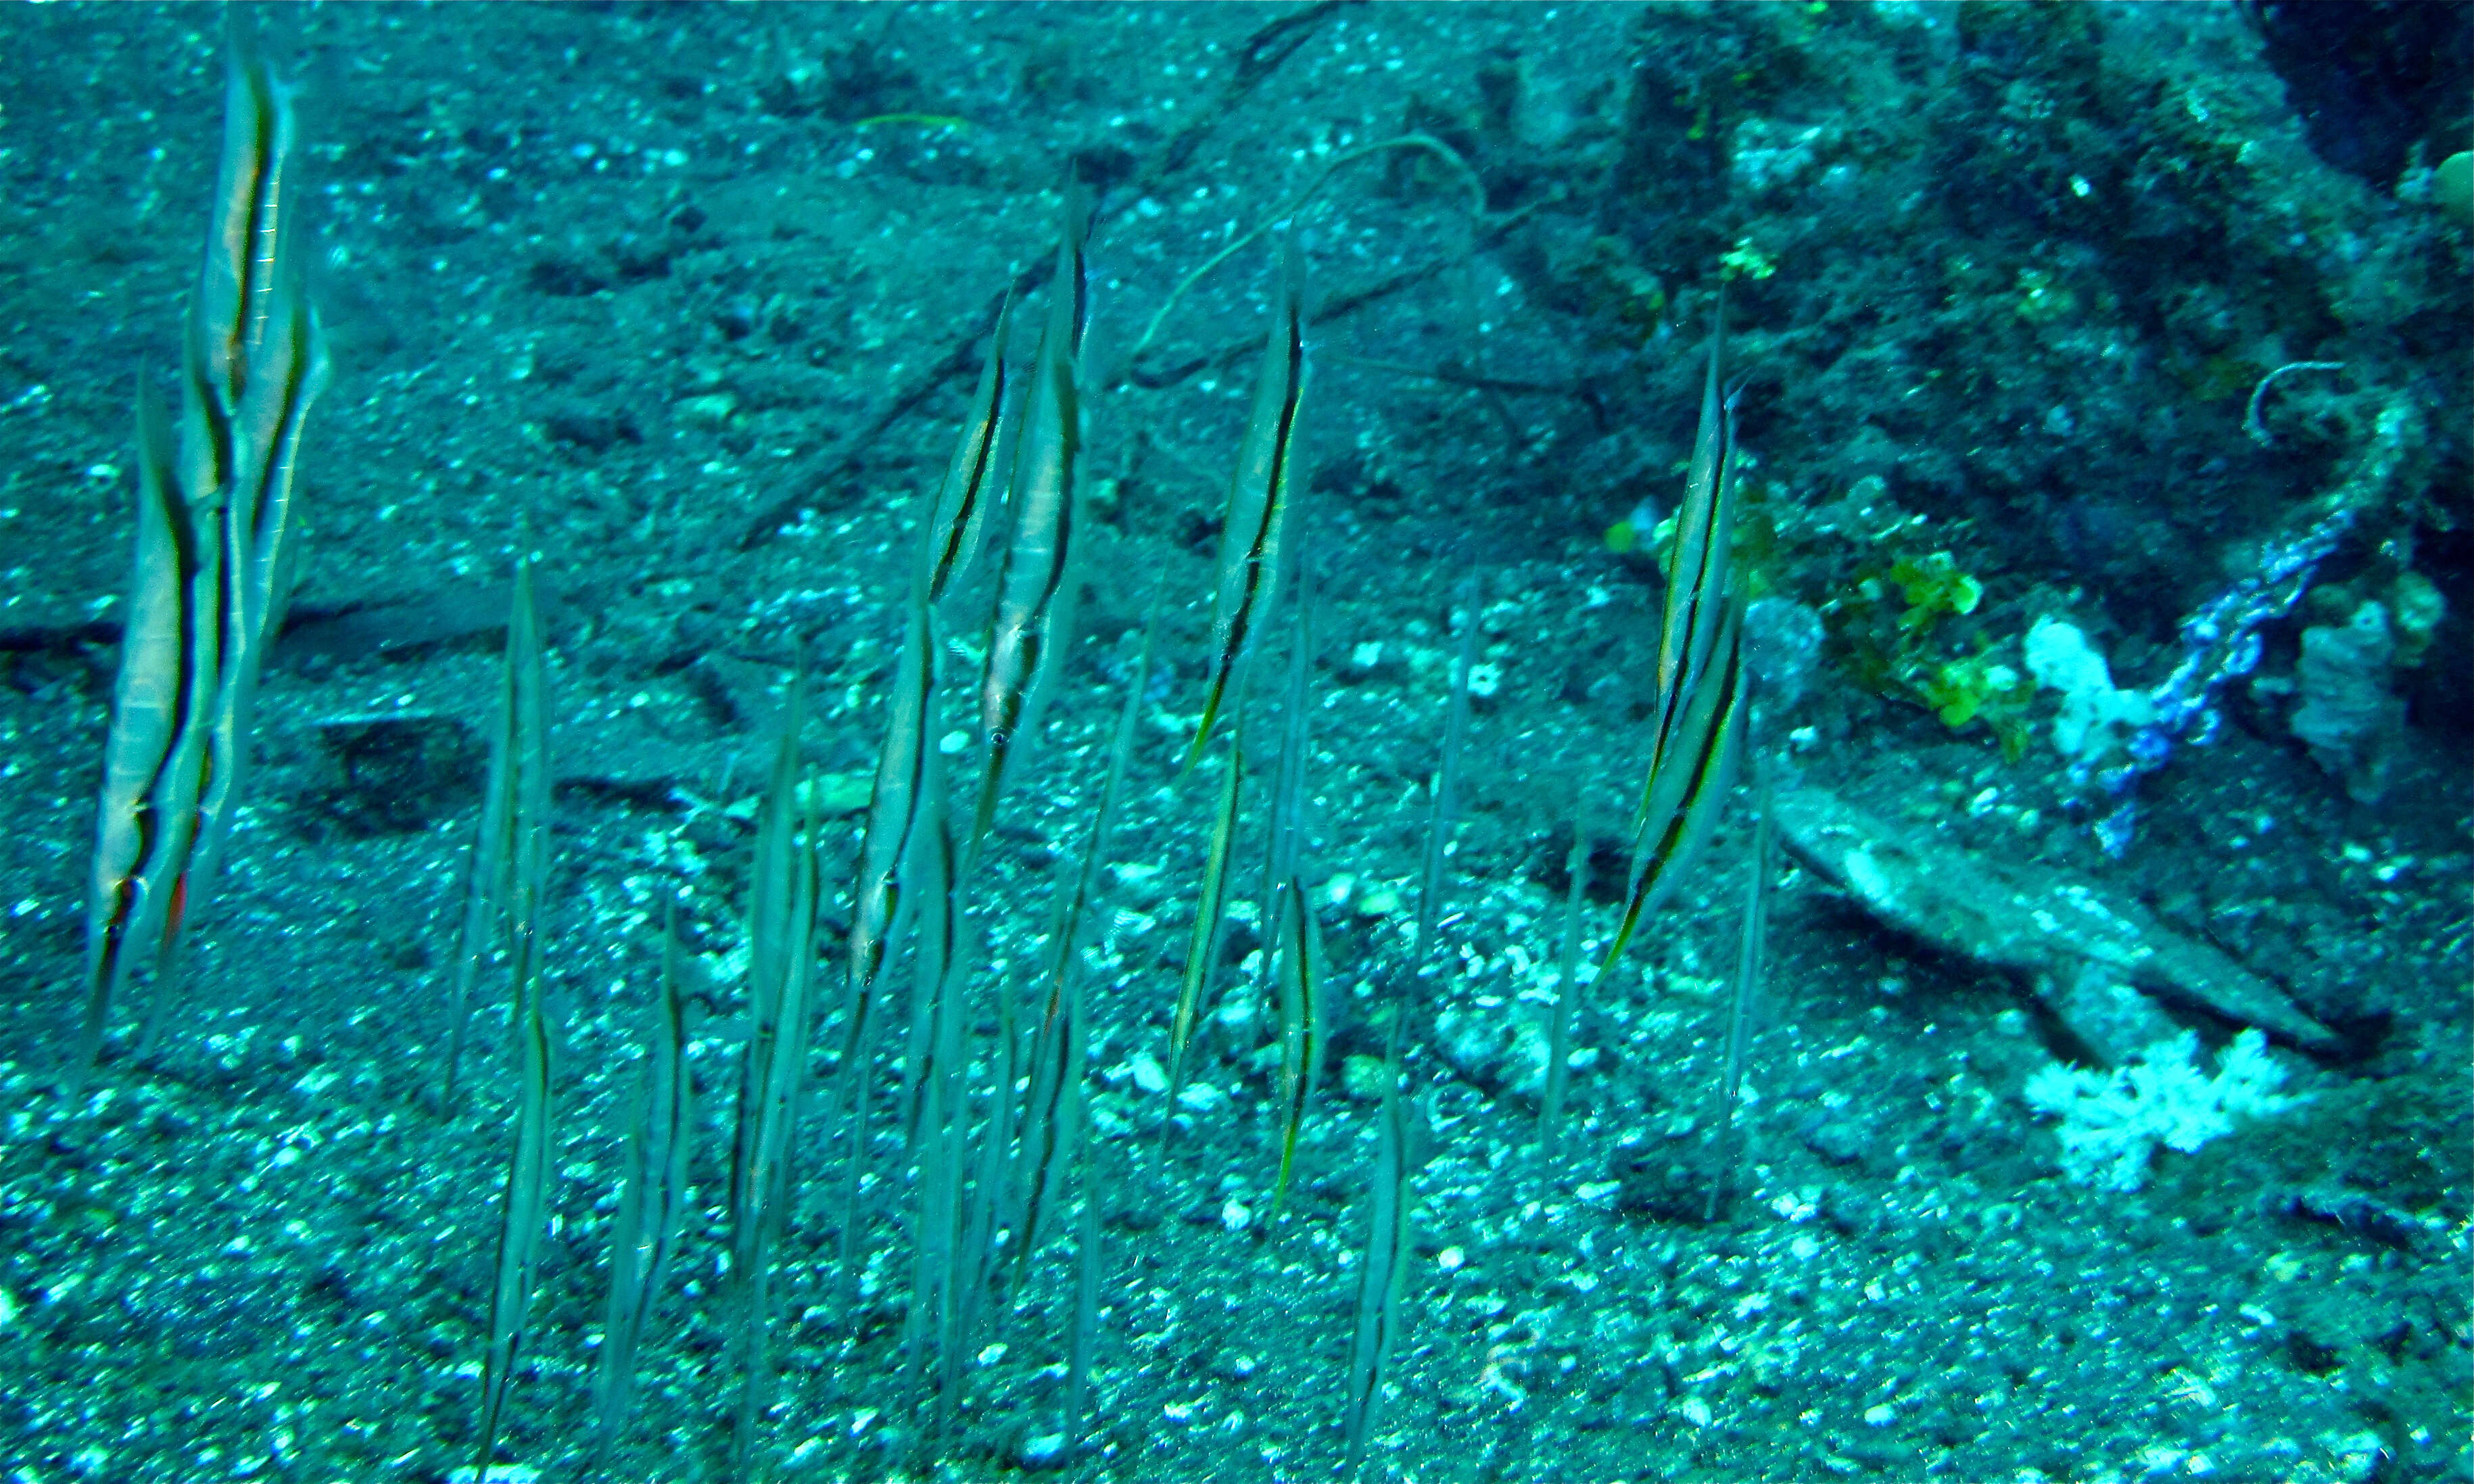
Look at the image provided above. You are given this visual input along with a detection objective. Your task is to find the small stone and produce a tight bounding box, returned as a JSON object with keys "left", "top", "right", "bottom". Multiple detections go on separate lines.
{"left": 801, "top": 771, "right": 872, "bottom": 817}
{"left": 1802, "top": 1120, "right": 1868, "bottom": 1168}
{"left": 1339, "top": 1054, "right": 1390, "bottom": 1102}
{"left": 676, "top": 391, "right": 737, "bottom": 427}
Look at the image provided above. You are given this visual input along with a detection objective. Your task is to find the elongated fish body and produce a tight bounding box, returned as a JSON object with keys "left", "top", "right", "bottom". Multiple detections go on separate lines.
{"left": 1609, "top": 582, "right": 1748, "bottom": 959}
{"left": 80, "top": 16, "right": 328, "bottom": 1081}
{"left": 848, "top": 587, "right": 939, "bottom": 1030}
{"left": 850, "top": 294, "right": 1017, "bottom": 1070}
{"left": 186, "top": 19, "right": 329, "bottom": 919}
{"left": 974, "top": 186, "right": 1091, "bottom": 849}
{"left": 80, "top": 389, "right": 220, "bottom": 1080}
{"left": 1187, "top": 241, "right": 1306, "bottom": 770}
{"left": 1644, "top": 299, "right": 1735, "bottom": 792}
{"left": 1167, "top": 679, "right": 1245, "bottom": 1105}
{"left": 1604, "top": 298, "right": 1749, "bottom": 972}
{"left": 923, "top": 296, "right": 1016, "bottom": 613}
{"left": 1268, "top": 870, "right": 1323, "bottom": 1210}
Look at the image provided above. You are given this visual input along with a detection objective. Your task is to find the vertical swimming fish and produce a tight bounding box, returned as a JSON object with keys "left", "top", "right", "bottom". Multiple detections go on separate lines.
{"left": 1267, "top": 871, "right": 1324, "bottom": 1212}
{"left": 1166, "top": 681, "right": 1245, "bottom": 1110}
{"left": 1606, "top": 587, "right": 1746, "bottom": 963}
{"left": 1705, "top": 754, "right": 1772, "bottom": 1222}
{"left": 923, "top": 295, "right": 1017, "bottom": 613}
{"left": 1647, "top": 295, "right": 1739, "bottom": 734}
{"left": 1257, "top": 560, "right": 1315, "bottom": 937}
{"left": 845, "top": 563, "right": 942, "bottom": 1075}
{"left": 862, "top": 295, "right": 1013, "bottom": 1142}
{"left": 1259, "top": 566, "right": 1321, "bottom": 1211}
{"left": 902, "top": 867, "right": 968, "bottom": 1418}
{"left": 472, "top": 556, "right": 554, "bottom": 1483}
{"left": 158, "top": 12, "right": 331, "bottom": 1033}
{"left": 1601, "top": 300, "right": 1750, "bottom": 972}
{"left": 79, "top": 14, "right": 328, "bottom": 1081}
{"left": 947, "top": 980, "right": 1021, "bottom": 1430}
{"left": 896, "top": 752, "right": 957, "bottom": 1149}
{"left": 1187, "top": 241, "right": 1306, "bottom": 771}
{"left": 972, "top": 185, "right": 1091, "bottom": 855}
{"left": 1012, "top": 612, "right": 1153, "bottom": 1267}
{"left": 1343, "top": 1022, "right": 1416, "bottom": 1478}
{"left": 725, "top": 675, "right": 819, "bottom": 1470}
{"left": 849, "top": 284, "right": 1013, "bottom": 1103}
{"left": 78, "top": 388, "right": 216, "bottom": 1086}
{"left": 589, "top": 896, "right": 694, "bottom": 1460}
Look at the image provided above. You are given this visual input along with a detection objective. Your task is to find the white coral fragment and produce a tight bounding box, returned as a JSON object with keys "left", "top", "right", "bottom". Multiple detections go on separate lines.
{"left": 2022, "top": 1029, "right": 2304, "bottom": 1191}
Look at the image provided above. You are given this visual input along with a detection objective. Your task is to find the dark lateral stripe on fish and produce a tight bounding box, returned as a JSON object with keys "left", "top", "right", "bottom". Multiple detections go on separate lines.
{"left": 1634, "top": 577, "right": 1742, "bottom": 871}
{"left": 235, "top": 291, "right": 329, "bottom": 620}
{"left": 1641, "top": 312, "right": 1733, "bottom": 812}
{"left": 972, "top": 347, "right": 1078, "bottom": 838}
{"left": 1187, "top": 243, "right": 1306, "bottom": 771}
{"left": 78, "top": 390, "right": 210, "bottom": 1079}
{"left": 1603, "top": 587, "right": 1748, "bottom": 970}
{"left": 849, "top": 593, "right": 939, "bottom": 1019}
{"left": 924, "top": 296, "right": 1016, "bottom": 609}
{"left": 1268, "top": 875, "right": 1323, "bottom": 1211}
{"left": 974, "top": 187, "right": 1091, "bottom": 846}
{"left": 200, "top": 18, "right": 291, "bottom": 393}
{"left": 1167, "top": 689, "right": 1245, "bottom": 1104}
{"left": 193, "top": 283, "right": 329, "bottom": 911}
{"left": 77, "top": 14, "right": 335, "bottom": 1089}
